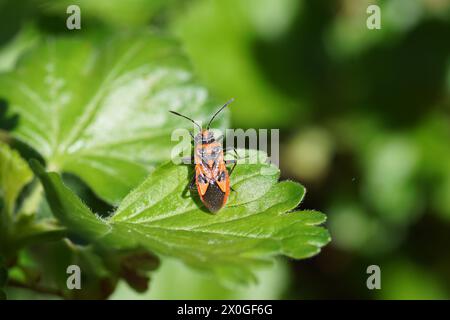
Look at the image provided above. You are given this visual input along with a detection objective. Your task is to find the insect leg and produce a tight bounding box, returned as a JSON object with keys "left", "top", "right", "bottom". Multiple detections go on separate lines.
{"left": 227, "top": 160, "right": 237, "bottom": 176}
{"left": 182, "top": 174, "right": 197, "bottom": 198}
{"left": 224, "top": 147, "right": 252, "bottom": 163}
{"left": 224, "top": 146, "right": 238, "bottom": 156}
{"left": 189, "top": 174, "right": 197, "bottom": 191}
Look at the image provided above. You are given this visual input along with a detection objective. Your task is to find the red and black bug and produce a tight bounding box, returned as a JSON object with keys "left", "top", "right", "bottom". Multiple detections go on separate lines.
{"left": 170, "top": 99, "right": 236, "bottom": 213}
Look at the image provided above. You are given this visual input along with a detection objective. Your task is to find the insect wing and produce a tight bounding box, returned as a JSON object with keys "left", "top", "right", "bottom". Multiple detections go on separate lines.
{"left": 195, "top": 165, "right": 209, "bottom": 196}
{"left": 215, "top": 162, "right": 229, "bottom": 194}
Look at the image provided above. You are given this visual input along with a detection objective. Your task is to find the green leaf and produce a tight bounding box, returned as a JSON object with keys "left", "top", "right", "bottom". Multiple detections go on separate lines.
{"left": 8, "top": 240, "right": 159, "bottom": 299}
{"left": 0, "top": 33, "right": 225, "bottom": 204}
{"left": 0, "top": 25, "right": 39, "bottom": 73}
{"left": 31, "top": 155, "right": 330, "bottom": 282}
{"left": 0, "top": 142, "right": 33, "bottom": 215}
{"left": 0, "top": 142, "right": 64, "bottom": 254}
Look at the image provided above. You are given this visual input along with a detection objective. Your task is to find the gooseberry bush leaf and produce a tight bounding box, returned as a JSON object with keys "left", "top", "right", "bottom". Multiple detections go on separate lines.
{"left": 32, "top": 153, "right": 330, "bottom": 282}
{"left": 0, "top": 31, "right": 330, "bottom": 290}
{"left": 0, "top": 142, "right": 64, "bottom": 256}
{"left": 0, "top": 142, "right": 33, "bottom": 215}
{"left": 0, "top": 33, "right": 224, "bottom": 204}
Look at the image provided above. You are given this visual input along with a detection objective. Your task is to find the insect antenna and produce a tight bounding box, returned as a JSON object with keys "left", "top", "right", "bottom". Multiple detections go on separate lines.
{"left": 207, "top": 98, "right": 235, "bottom": 130}
{"left": 169, "top": 110, "right": 202, "bottom": 131}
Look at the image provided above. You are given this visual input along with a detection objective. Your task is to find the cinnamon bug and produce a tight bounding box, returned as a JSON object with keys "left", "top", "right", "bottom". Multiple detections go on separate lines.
{"left": 170, "top": 98, "right": 236, "bottom": 213}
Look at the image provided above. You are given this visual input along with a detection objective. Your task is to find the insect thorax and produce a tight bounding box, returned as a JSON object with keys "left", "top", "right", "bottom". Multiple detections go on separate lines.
{"left": 195, "top": 130, "right": 216, "bottom": 145}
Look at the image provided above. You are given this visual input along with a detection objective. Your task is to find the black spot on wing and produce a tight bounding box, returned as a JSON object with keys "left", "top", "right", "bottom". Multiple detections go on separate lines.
{"left": 198, "top": 174, "right": 208, "bottom": 184}
{"left": 217, "top": 171, "right": 226, "bottom": 182}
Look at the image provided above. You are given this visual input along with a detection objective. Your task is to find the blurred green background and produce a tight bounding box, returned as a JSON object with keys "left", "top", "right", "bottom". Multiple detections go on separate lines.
{"left": 1, "top": 0, "right": 450, "bottom": 299}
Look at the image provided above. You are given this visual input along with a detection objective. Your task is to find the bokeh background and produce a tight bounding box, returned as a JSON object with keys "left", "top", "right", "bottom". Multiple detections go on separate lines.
{"left": 1, "top": 0, "right": 449, "bottom": 299}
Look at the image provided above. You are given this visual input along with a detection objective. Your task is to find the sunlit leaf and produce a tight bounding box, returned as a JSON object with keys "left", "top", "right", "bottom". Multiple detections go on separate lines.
{"left": 32, "top": 156, "right": 330, "bottom": 282}
{"left": 0, "top": 142, "right": 32, "bottom": 214}
{"left": 0, "top": 33, "right": 225, "bottom": 204}
{"left": 0, "top": 142, "right": 64, "bottom": 255}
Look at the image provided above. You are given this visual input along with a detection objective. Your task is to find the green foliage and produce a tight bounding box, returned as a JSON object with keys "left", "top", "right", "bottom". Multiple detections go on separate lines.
{"left": 42, "top": 0, "right": 168, "bottom": 28}
{"left": 112, "top": 258, "right": 289, "bottom": 299}
{"left": 0, "top": 0, "right": 446, "bottom": 301}
{"left": 5, "top": 241, "right": 159, "bottom": 299}
{"left": 172, "top": 0, "right": 299, "bottom": 128}
{"left": 0, "top": 142, "right": 32, "bottom": 214}
{"left": 0, "top": 25, "right": 39, "bottom": 72}
{"left": 378, "top": 260, "right": 448, "bottom": 300}
{"left": 0, "top": 30, "right": 329, "bottom": 297}
{"left": 32, "top": 156, "right": 330, "bottom": 282}
{"left": 0, "top": 32, "right": 224, "bottom": 204}
{"left": 0, "top": 142, "right": 64, "bottom": 257}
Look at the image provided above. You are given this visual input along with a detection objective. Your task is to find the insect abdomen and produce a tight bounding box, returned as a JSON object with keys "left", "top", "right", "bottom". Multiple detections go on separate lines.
{"left": 200, "top": 182, "right": 226, "bottom": 213}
